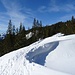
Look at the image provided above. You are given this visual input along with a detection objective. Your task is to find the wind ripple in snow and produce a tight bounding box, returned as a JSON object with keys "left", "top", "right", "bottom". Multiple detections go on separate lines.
{"left": 26, "top": 41, "right": 59, "bottom": 65}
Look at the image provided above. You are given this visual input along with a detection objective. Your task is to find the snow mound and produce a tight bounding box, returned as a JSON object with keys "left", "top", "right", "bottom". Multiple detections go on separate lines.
{"left": 45, "top": 37, "right": 75, "bottom": 75}
{"left": 26, "top": 33, "right": 75, "bottom": 75}
{"left": 26, "top": 41, "right": 59, "bottom": 65}
{"left": 52, "top": 33, "right": 64, "bottom": 37}
{"left": 0, "top": 33, "right": 75, "bottom": 75}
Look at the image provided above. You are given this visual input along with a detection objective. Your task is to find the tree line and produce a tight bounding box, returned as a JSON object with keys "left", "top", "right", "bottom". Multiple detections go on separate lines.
{"left": 0, "top": 16, "right": 75, "bottom": 56}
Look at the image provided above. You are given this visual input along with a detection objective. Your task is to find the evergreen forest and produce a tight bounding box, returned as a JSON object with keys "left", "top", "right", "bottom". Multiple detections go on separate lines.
{"left": 0, "top": 16, "right": 75, "bottom": 56}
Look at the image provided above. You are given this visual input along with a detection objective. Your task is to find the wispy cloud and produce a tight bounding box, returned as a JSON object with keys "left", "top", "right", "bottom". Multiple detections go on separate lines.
{"left": 62, "top": 4, "right": 75, "bottom": 12}
{"left": 0, "top": 24, "right": 7, "bottom": 33}
{"left": 0, "top": 12, "right": 9, "bottom": 33}
{"left": 0, "top": 0, "right": 34, "bottom": 32}
{"left": 1, "top": 0, "right": 26, "bottom": 26}
{"left": 48, "top": 0, "right": 59, "bottom": 12}
{"left": 38, "top": 6, "right": 47, "bottom": 13}
{"left": 59, "top": 14, "right": 75, "bottom": 22}
{"left": 38, "top": 0, "right": 75, "bottom": 13}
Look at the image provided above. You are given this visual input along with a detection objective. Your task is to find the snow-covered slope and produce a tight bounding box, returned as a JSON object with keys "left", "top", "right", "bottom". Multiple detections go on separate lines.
{"left": 45, "top": 36, "right": 75, "bottom": 75}
{"left": 0, "top": 33, "right": 75, "bottom": 75}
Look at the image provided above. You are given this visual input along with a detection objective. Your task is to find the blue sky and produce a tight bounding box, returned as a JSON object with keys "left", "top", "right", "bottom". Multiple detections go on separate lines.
{"left": 0, "top": 0, "right": 75, "bottom": 33}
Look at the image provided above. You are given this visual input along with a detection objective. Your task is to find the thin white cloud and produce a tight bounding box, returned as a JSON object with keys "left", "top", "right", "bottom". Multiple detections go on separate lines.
{"left": 38, "top": 6, "right": 47, "bottom": 12}
{"left": 0, "top": 23, "right": 8, "bottom": 33}
{"left": 38, "top": 0, "right": 75, "bottom": 13}
{"left": 0, "top": 0, "right": 34, "bottom": 33}
{"left": 59, "top": 14, "right": 75, "bottom": 22}
{"left": 0, "top": 12, "right": 9, "bottom": 33}
{"left": 1, "top": 0, "right": 26, "bottom": 26}
{"left": 62, "top": 4, "right": 75, "bottom": 12}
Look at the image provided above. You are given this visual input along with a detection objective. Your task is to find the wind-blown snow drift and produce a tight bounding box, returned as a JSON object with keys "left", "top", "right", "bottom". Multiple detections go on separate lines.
{"left": 26, "top": 41, "right": 59, "bottom": 65}
{"left": 0, "top": 33, "right": 75, "bottom": 75}
{"left": 45, "top": 35, "right": 75, "bottom": 75}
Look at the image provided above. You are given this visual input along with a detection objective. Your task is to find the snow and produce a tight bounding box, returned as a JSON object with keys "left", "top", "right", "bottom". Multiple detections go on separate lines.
{"left": 45, "top": 38, "right": 75, "bottom": 75}
{"left": 26, "top": 32, "right": 33, "bottom": 39}
{"left": 0, "top": 33, "right": 75, "bottom": 75}
{"left": 0, "top": 34, "right": 5, "bottom": 40}
{"left": 52, "top": 33, "right": 64, "bottom": 37}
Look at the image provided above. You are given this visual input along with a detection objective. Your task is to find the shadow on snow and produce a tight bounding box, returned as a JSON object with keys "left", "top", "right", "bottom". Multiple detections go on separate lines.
{"left": 25, "top": 41, "right": 59, "bottom": 65}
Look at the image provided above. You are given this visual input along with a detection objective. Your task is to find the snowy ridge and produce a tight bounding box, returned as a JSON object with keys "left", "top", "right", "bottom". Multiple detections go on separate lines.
{"left": 0, "top": 33, "right": 75, "bottom": 75}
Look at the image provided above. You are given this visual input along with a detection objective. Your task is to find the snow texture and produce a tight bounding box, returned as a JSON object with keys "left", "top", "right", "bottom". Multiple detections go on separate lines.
{"left": 0, "top": 33, "right": 75, "bottom": 75}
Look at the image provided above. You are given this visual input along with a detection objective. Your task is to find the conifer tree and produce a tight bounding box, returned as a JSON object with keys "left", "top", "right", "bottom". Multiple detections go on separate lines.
{"left": 32, "top": 18, "right": 37, "bottom": 28}
{"left": 72, "top": 16, "right": 74, "bottom": 21}
{"left": 72, "top": 16, "right": 75, "bottom": 23}
{"left": 36, "top": 20, "right": 39, "bottom": 27}
{"left": 7, "top": 20, "right": 12, "bottom": 34}
{"left": 12, "top": 25, "right": 15, "bottom": 35}
{"left": 16, "top": 28, "right": 19, "bottom": 35}
{"left": 19, "top": 22, "right": 23, "bottom": 33}
{"left": 22, "top": 25, "right": 26, "bottom": 37}
{"left": 40, "top": 21, "right": 42, "bottom": 27}
{"left": 3, "top": 20, "right": 14, "bottom": 53}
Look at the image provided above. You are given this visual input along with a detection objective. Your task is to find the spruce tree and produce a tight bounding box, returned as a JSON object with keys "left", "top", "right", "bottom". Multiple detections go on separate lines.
{"left": 72, "top": 16, "right": 74, "bottom": 21}
{"left": 19, "top": 22, "right": 23, "bottom": 33}
{"left": 3, "top": 20, "right": 14, "bottom": 53}
{"left": 36, "top": 20, "right": 39, "bottom": 27}
{"left": 12, "top": 25, "right": 15, "bottom": 35}
{"left": 32, "top": 18, "right": 37, "bottom": 28}
{"left": 7, "top": 20, "right": 12, "bottom": 34}
{"left": 16, "top": 28, "right": 19, "bottom": 35}
{"left": 40, "top": 21, "right": 42, "bottom": 27}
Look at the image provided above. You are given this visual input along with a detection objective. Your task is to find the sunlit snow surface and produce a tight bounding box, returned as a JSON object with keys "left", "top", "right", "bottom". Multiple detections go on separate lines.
{"left": 0, "top": 33, "right": 75, "bottom": 75}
